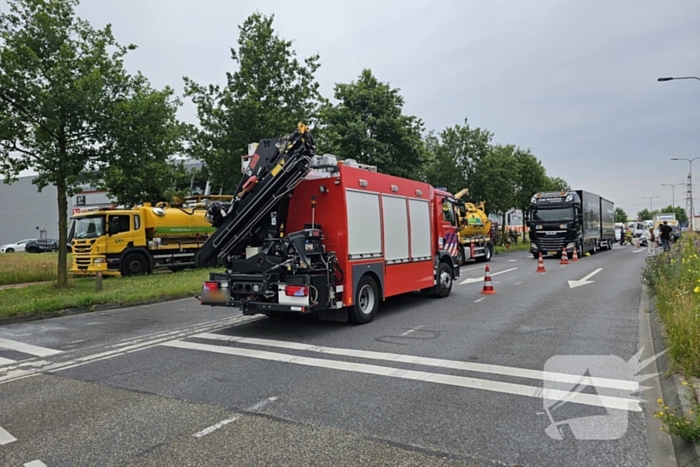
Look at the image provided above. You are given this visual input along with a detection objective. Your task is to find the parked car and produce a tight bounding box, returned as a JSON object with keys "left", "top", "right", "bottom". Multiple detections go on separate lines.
{"left": 25, "top": 238, "right": 59, "bottom": 253}
{"left": 0, "top": 239, "right": 36, "bottom": 253}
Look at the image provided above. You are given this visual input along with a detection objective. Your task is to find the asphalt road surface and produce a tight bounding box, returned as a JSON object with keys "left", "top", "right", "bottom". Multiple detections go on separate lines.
{"left": 0, "top": 245, "right": 671, "bottom": 466}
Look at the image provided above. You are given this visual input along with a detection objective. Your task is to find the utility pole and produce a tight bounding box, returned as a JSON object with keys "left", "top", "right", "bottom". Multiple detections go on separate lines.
{"left": 643, "top": 196, "right": 659, "bottom": 212}
{"left": 671, "top": 158, "right": 700, "bottom": 230}
{"left": 661, "top": 183, "right": 684, "bottom": 207}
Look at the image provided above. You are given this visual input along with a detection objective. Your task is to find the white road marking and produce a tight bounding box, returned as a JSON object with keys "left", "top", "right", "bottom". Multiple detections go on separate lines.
{"left": 193, "top": 396, "right": 278, "bottom": 438}
{"left": 568, "top": 268, "right": 603, "bottom": 289}
{"left": 633, "top": 249, "right": 645, "bottom": 253}
{"left": 163, "top": 340, "right": 641, "bottom": 412}
{"left": 0, "top": 425, "right": 17, "bottom": 445}
{"left": 0, "top": 357, "right": 16, "bottom": 366}
{"left": 514, "top": 281, "right": 523, "bottom": 286}
{"left": 0, "top": 315, "right": 263, "bottom": 386}
{"left": 193, "top": 415, "right": 242, "bottom": 438}
{"left": 0, "top": 338, "right": 62, "bottom": 357}
{"left": 24, "top": 461, "right": 47, "bottom": 467}
{"left": 508, "top": 259, "right": 517, "bottom": 262}
{"left": 474, "top": 298, "right": 485, "bottom": 303}
{"left": 460, "top": 268, "right": 518, "bottom": 285}
{"left": 460, "top": 265, "right": 486, "bottom": 273}
{"left": 187, "top": 334, "right": 640, "bottom": 392}
{"left": 400, "top": 325, "right": 424, "bottom": 337}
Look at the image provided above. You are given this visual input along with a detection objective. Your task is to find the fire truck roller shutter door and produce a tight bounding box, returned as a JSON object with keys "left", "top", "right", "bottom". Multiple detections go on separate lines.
{"left": 346, "top": 189, "right": 382, "bottom": 259}
{"left": 381, "top": 195, "right": 410, "bottom": 263}
{"left": 409, "top": 198, "right": 431, "bottom": 261}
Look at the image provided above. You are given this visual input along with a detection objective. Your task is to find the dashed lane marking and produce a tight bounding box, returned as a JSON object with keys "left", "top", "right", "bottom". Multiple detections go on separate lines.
{"left": 192, "top": 396, "right": 278, "bottom": 438}
{"left": 0, "top": 338, "right": 62, "bottom": 357}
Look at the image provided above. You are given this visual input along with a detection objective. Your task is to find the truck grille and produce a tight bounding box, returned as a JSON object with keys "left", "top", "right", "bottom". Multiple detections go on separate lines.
{"left": 72, "top": 243, "right": 92, "bottom": 254}
{"left": 74, "top": 256, "right": 91, "bottom": 267}
{"left": 539, "top": 237, "right": 565, "bottom": 251}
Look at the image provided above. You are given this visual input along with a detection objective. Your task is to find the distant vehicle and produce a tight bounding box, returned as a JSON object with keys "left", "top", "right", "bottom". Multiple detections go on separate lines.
{"left": 630, "top": 221, "right": 646, "bottom": 238}
{"left": 0, "top": 239, "right": 36, "bottom": 253}
{"left": 25, "top": 238, "right": 60, "bottom": 253}
{"left": 527, "top": 190, "right": 615, "bottom": 258}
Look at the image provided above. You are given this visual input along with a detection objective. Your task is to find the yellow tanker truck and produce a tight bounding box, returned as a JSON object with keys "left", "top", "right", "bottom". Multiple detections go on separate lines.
{"left": 69, "top": 195, "right": 232, "bottom": 276}
{"left": 453, "top": 188, "right": 494, "bottom": 265}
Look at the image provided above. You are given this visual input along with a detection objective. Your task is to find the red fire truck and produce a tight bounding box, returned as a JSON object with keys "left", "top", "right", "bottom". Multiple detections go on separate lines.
{"left": 197, "top": 124, "right": 460, "bottom": 324}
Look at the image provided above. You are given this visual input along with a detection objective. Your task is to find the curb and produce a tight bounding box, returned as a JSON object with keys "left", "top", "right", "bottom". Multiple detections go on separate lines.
{"left": 647, "top": 292, "right": 700, "bottom": 466}
{"left": 0, "top": 297, "right": 197, "bottom": 327}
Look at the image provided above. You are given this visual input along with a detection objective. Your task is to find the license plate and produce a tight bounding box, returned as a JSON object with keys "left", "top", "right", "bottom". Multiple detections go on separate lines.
{"left": 205, "top": 290, "right": 227, "bottom": 301}
{"left": 547, "top": 251, "right": 557, "bottom": 256}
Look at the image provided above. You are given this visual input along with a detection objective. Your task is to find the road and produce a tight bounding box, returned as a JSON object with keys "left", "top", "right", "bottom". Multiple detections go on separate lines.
{"left": 0, "top": 245, "right": 668, "bottom": 466}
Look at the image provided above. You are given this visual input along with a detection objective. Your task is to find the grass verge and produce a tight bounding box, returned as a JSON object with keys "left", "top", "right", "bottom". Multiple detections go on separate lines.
{"left": 0, "top": 252, "right": 68, "bottom": 286}
{"left": 494, "top": 242, "right": 530, "bottom": 254}
{"left": 0, "top": 268, "right": 219, "bottom": 318}
{"left": 642, "top": 233, "right": 700, "bottom": 444}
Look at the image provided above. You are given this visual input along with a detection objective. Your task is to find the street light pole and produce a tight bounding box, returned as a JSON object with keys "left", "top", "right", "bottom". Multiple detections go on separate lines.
{"left": 661, "top": 183, "right": 684, "bottom": 207}
{"left": 658, "top": 76, "right": 700, "bottom": 82}
{"left": 643, "top": 196, "right": 660, "bottom": 212}
{"left": 671, "top": 157, "right": 700, "bottom": 230}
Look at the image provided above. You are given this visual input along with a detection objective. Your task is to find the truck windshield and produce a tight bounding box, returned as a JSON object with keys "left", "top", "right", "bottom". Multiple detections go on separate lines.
{"left": 532, "top": 208, "right": 574, "bottom": 222}
{"left": 73, "top": 215, "right": 105, "bottom": 239}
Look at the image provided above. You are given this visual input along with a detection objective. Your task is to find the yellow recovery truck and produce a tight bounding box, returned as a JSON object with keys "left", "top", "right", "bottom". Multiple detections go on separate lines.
{"left": 452, "top": 188, "right": 494, "bottom": 265}
{"left": 69, "top": 195, "right": 232, "bottom": 276}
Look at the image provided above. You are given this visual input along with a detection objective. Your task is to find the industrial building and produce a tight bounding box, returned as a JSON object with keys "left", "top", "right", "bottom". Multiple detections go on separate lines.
{"left": 0, "top": 160, "right": 206, "bottom": 247}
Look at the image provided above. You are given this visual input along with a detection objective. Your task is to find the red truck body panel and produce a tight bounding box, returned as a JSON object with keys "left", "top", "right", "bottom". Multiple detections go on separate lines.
{"left": 286, "top": 164, "right": 453, "bottom": 306}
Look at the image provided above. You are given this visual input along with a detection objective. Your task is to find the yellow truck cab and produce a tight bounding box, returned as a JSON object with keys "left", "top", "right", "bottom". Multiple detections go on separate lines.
{"left": 69, "top": 196, "right": 230, "bottom": 276}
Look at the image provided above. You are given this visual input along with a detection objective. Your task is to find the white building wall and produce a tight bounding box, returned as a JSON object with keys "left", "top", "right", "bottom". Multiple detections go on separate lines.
{"left": 0, "top": 176, "right": 70, "bottom": 246}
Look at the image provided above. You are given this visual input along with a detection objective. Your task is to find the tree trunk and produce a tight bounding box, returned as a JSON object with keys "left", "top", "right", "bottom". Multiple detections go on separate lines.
{"left": 501, "top": 212, "right": 507, "bottom": 245}
{"left": 56, "top": 180, "right": 68, "bottom": 287}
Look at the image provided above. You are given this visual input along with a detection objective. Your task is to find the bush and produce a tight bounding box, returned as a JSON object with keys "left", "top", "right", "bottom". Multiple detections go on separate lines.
{"left": 642, "top": 234, "right": 700, "bottom": 377}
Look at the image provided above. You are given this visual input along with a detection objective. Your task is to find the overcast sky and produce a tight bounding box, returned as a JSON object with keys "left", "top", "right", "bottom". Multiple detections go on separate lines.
{"left": 7, "top": 0, "right": 700, "bottom": 217}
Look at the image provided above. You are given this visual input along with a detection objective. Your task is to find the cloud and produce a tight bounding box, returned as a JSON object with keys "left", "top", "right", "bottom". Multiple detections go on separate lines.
{"left": 4, "top": 0, "right": 699, "bottom": 215}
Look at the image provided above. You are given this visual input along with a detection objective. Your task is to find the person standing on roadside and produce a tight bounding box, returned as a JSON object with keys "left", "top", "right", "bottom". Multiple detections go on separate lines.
{"left": 646, "top": 226, "right": 656, "bottom": 255}
{"left": 659, "top": 220, "right": 673, "bottom": 253}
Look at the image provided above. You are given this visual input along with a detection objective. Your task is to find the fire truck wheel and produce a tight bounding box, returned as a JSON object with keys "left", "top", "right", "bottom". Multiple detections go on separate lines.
{"left": 121, "top": 253, "right": 148, "bottom": 276}
{"left": 435, "top": 262, "right": 453, "bottom": 298}
{"left": 456, "top": 246, "right": 465, "bottom": 266}
{"left": 349, "top": 275, "right": 379, "bottom": 324}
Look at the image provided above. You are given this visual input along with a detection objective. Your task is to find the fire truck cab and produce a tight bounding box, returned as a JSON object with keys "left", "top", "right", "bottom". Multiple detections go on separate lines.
{"left": 198, "top": 125, "right": 459, "bottom": 324}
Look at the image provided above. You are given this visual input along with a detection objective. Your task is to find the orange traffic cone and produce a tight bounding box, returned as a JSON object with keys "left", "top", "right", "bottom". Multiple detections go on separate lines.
{"left": 481, "top": 264, "right": 497, "bottom": 295}
{"left": 571, "top": 246, "right": 579, "bottom": 262}
{"left": 560, "top": 246, "right": 569, "bottom": 265}
{"left": 536, "top": 252, "right": 546, "bottom": 273}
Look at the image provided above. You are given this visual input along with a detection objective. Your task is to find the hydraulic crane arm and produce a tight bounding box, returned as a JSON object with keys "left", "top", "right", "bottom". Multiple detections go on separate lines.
{"left": 195, "top": 123, "right": 316, "bottom": 268}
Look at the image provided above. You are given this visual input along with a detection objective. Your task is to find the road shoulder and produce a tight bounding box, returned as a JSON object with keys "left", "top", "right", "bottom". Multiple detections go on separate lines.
{"left": 643, "top": 287, "right": 700, "bottom": 466}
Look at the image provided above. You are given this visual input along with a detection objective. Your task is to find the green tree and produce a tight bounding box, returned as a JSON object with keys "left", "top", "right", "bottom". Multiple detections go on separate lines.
{"left": 98, "top": 157, "right": 193, "bottom": 207}
{"left": 0, "top": 0, "right": 181, "bottom": 286}
{"left": 470, "top": 144, "right": 518, "bottom": 233}
{"left": 638, "top": 209, "right": 655, "bottom": 221}
{"left": 512, "top": 148, "right": 548, "bottom": 231}
{"left": 614, "top": 207, "right": 628, "bottom": 223}
{"left": 544, "top": 176, "right": 570, "bottom": 192}
{"left": 320, "top": 69, "right": 425, "bottom": 179}
{"left": 423, "top": 118, "right": 493, "bottom": 194}
{"left": 184, "top": 13, "right": 324, "bottom": 193}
